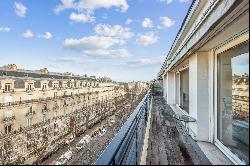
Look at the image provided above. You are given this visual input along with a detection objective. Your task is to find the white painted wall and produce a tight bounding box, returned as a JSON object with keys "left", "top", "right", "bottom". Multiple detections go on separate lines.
{"left": 189, "top": 54, "right": 198, "bottom": 119}
{"left": 162, "top": 74, "right": 168, "bottom": 100}
{"left": 166, "top": 72, "right": 175, "bottom": 104}
{"left": 189, "top": 52, "right": 210, "bottom": 141}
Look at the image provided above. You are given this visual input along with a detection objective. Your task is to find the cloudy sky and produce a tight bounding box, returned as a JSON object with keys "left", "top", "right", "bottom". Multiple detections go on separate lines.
{"left": 0, "top": 0, "right": 191, "bottom": 82}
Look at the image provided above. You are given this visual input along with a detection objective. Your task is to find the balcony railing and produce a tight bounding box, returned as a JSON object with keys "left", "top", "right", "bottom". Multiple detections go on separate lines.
{"left": 94, "top": 90, "right": 152, "bottom": 165}
{"left": 2, "top": 115, "right": 16, "bottom": 123}
{"left": 2, "top": 89, "right": 15, "bottom": 93}
{"left": 25, "top": 111, "right": 36, "bottom": 117}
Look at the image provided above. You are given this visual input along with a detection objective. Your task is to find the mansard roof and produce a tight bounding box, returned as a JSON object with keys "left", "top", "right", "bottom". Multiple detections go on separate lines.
{"left": 0, "top": 68, "right": 96, "bottom": 81}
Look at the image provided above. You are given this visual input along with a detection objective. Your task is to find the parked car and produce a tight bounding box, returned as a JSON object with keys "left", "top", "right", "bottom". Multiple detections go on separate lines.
{"left": 55, "top": 150, "right": 72, "bottom": 165}
{"left": 76, "top": 135, "right": 91, "bottom": 150}
{"left": 55, "top": 157, "right": 68, "bottom": 165}
{"left": 65, "top": 135, "right": 74, "bottom": 145}
{"left": 98, "top": 128, "right": 107, "bottom": 137}
{"left": 40, "top": 143, "right": 63, "bottom": 162}
{"left": 64, "top": 150, "right": 73, "bottom": 160}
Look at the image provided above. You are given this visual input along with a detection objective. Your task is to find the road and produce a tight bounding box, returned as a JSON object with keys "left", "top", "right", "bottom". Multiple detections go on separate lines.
{"left": 40, "top": 94, "right": 145, "bottom": 165}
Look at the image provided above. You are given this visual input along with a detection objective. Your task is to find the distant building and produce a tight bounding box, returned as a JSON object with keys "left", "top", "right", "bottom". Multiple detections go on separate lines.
{"left": 0, "top": 64, "right": 148, "bottom": 164}
{"left": 159, "top": 0, "right": 249, "bottom": 165}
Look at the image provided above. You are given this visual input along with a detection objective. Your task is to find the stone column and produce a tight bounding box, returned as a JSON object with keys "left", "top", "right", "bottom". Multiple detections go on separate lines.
{"left": 189, "top": 52, "right": 210, "bottom": 141}
{"left": 166, "top": 72, "right": 175, "bottom": 105}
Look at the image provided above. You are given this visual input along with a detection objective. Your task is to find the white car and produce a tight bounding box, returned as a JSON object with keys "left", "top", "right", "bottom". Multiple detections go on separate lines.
{"left": 98, "top": 128, "right": 107, "bottom": 137}
{"left": 55, "top": 150, "right": 72, "bottom": 165}
{"left": 55, "top": 157, "right": 67, "bottom": 165}
{"left": 76, "top": 135, "right": 91, "bottom": 150}
{"left": 65, "top": 135, "right": 74, "bottom": 145}
{"left": 64, "top": 150, "right": 72, "bottom": 160}
{"left": 76, "top": 143, "right": 85, "bottom": 150}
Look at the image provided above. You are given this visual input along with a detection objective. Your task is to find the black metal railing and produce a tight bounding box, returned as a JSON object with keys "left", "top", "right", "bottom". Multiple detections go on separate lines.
{"left": 94, "top": 90, "right": 152, "bottom": 165}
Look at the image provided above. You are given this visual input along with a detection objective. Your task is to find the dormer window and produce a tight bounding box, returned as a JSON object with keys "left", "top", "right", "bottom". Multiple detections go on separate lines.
{"left": 42, "top": 84, "right": 47, "bottom": 90}
{"left": 27, "top": 83, "right": 33, "bottom": 91}
{"left": 53, "top": 82, "right": 59, "bottom": 89}
{"left": 4, "top": 83, "right": 11, "bottom": 92}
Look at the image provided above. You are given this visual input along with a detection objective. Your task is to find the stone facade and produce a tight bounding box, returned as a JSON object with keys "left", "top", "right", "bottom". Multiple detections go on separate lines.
{"left": 0, "top": 65, "right": 149, "bottom": 164}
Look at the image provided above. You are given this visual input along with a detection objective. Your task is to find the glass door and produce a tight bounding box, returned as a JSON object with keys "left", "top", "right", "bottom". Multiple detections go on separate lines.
{"left": 217, "top": 41, "right": 249, "bottom": 164}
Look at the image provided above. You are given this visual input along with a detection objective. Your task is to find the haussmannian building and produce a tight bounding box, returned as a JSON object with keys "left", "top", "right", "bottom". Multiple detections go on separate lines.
{"left": 159, "top": 0, "right": 249, "bottom": 165}
{"left": 0, "top": 64, "right": 148, "bottom": 164}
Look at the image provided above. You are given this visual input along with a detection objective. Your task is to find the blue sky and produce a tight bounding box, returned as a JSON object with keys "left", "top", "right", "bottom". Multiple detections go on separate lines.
{"left": 0, "top": 0, "right": 192, "bottom": 82}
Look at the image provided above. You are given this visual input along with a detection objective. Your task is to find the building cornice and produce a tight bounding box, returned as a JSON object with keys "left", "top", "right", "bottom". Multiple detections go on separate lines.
{"left": 159, "top": 0, "right": 238, "bottom": 77}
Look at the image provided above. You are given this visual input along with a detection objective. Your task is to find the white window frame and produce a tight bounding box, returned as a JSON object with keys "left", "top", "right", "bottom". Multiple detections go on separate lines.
{"left": 213, "top": 31, "right": 249, "bottom": 165}
{"left": 4, "top": 125, "right": 12, "bottom": 134}
{"left": 4, "top": 83, "right": 11, "bottom": 92}
{"left": 27, "top": 118, "right": 32, "bottom": 128}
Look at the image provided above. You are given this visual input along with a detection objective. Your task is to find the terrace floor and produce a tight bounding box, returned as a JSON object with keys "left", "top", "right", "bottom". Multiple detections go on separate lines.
{"left": 144, "top": 95, "right": 211, "bottom": 165}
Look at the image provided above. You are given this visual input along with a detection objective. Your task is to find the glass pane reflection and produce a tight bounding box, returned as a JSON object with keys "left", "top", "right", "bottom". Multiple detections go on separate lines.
{"left": 218, "top": 42, "right": 249, "bottom": 164}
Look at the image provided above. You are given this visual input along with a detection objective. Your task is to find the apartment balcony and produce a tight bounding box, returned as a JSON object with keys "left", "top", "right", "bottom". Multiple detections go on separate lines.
{"left": 42, "top": 88, "right": 48, "bottom": 92}
{"left": 42, "top": 108, "right": 48, "bottom": 114}
{"left": 2, "top": 115, "right": 16, "bottom": 123}
{"left": 26, "top": 88, "right": 34, "bottom": 92}
{"left": 25, "top": 111, "right": 36, "bottom": 117}
{"left": 52, "top": 86, "right": 61, "bottom": 90}
{"left": 2, "top": 89, "right": 15, "bottom": 93}
{"left": 93, "top": 90, "right": 216, "bottom": 165}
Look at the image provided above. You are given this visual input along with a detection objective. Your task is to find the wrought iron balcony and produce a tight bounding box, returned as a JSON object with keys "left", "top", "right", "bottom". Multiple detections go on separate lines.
{"left": 26, "top": 88, "right": 34, "bottom": 92}
{"left": 25, "top": 111, "right": 36, "bottom": 117}
{"left": 94, "top": 90, "right": 151, "bottom": 165}
{"left": 2, "top": 89, "right": 15, "bottom": 93}
{"left": 3, "top": 115, "right": 16, "bottom": 123}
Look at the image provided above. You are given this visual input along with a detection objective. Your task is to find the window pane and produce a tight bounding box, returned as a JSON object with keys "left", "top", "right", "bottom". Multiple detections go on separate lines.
{"left": 218, "top": 41, "right": 249, "bottom": 164}
{"left": 180, "top": 69, "right": 189, "bottom": 113}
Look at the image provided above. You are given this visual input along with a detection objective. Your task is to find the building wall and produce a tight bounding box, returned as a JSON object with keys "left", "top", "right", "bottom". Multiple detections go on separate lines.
{"left": 0, "top": 69, "right": 149, "bottom": 164}
{"left": 160, "top": 0, "right": 249, "bottom": 164}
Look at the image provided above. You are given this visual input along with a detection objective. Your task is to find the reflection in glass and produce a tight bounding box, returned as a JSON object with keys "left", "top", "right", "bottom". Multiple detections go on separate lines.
{"left": 218, "top": 41, "right": 249, "bottom": 164}
{"left": 180, "top": 69, "right": 189, "bottom": 113}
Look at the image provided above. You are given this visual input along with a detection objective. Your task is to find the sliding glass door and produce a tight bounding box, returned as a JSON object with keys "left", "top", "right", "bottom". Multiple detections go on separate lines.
{"left": 217, "top": 41, "right": 249, "bottom": 164}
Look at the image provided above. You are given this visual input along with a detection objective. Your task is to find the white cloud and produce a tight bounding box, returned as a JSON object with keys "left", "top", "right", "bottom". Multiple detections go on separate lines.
{"left": 160, "top": 0, "right": 173, "bottom": 4}
{"left": 14, "top": 2, "right": 27, "bottom": 17}
{"left": 77, "top": 0, "right": 129, "bottom": 12}
{"left": 136, "top": 32, "right": 158, "bottom": 46}
{"left": 54, "top": 0, "right": 129, "bottom": 13}
{"left": 160, "top": 0, "right": 189, "bottom": 4}
{"left": 126, "top": 18, "right": 133, "bottom": 25}
{"left": 126, "top": 58, "right": 164, "bottom": 66}
{"left": 39, "top": 32, "right": 53, "bottom": 39}
{"left": 54, "top": 0, "right": 76, "bottom": 14}
{"left": 70, "top": 12, "right": 95, "bottom": 23}
{"left": 23, "top": 30, "right": 53, "bottom": 39}
{"left": 179, "top": 0, "right": 189, "bottom": 3}
{"left": 160, "top": 16, "right": 175, "bottom": 28}
{"left": 64, "top": 35, "right": 124, "bottom": 51}
{"left": 64, "top": 35, "right": 131, "bottom": 58}
{"left": 52, "top": 56, "right": 96, "bottom": 64}
{"left": 0, "top": 27, "right": 11, "bottom": 32}
{"left": 142, "top": 18, "right": 153, "bottom": 28}
{"left": 85, "top": 49, "right": 131, "bottom": 57}
{"left": 22, "top": 30, "right": 34, "bottom": 38}
{"left": 94, "top": 24, "right": 134, "bottom": 39}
